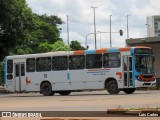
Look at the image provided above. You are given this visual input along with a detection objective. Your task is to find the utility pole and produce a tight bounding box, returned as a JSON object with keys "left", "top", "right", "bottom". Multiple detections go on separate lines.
{"left": 91, "top": 6, "right": 97, "bottom": 49}
{"left": 127, "top": 14, "right": 132, "bottom": 39}
{"left": 109, "top": 15, "right": 112, "bottom": 47}
{"left": 67, "top": 15, "right": 69, "bottom": 46}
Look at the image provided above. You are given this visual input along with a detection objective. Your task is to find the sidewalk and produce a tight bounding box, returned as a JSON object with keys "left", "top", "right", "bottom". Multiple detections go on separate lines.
{"left": 0, "top": 86, "right": 6, "bottom": 94}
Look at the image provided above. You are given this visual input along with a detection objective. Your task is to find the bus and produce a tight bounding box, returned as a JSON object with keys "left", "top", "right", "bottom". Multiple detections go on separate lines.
{"left": 4, "top": 46, "right": 156, "bottom": 96}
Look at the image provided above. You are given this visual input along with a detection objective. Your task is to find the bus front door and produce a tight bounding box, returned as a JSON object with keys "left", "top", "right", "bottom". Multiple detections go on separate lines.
{"left": 14, "top": 63, "right": 26, "bottom": 92}
{"left": 123, "top": 56, "right": 134, "bottom": 88}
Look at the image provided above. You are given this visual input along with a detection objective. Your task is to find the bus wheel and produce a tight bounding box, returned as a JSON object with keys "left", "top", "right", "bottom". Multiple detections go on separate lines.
{"left": 106, "top": 80, "right": 120, "bottom": 94}
{"left": 41, "top": 82, "right": 55, "bottom": 96}
{"left": 58, "top": 91, "right": 71, "bottom": 96}
{"left": 123, "top": 88, "right": 136, "bottom": 94}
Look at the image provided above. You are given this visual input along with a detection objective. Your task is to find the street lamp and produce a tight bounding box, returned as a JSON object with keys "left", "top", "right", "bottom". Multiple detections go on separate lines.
{"left": 85, "top": 32, "right": 98, "bottom": 49}
{"left": 109, "top": 15, "right": 112, "bottom": 47}
{"left": 66, "top": 15, "right": 69, "bottom": 46}
{"left": 91, "top": 6, "right": 98, "bottom": 49}
{"left": 145, "top": 23, "right": 150, "bottom": 37}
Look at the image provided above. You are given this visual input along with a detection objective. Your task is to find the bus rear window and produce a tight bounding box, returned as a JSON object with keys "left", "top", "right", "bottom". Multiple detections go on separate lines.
{"left": 7, "top": 59, "right": 13, "bottom": 73}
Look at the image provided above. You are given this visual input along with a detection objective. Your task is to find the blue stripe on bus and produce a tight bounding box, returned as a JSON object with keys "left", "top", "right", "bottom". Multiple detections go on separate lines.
{"left": 131, "top": 47, "right": 135, "bottom": 55}
{"left": 85, "top": 50, "right": 95, "bottom": 54}
{"left": 4, "top": 57, "right": 7, "bottom": 84}
{"left": 87, "top": 71, "right": 109, "bottom": 74}
{"left": 67, "top": 73, "right": 70, "bottom": 80}
{"left": 107, "top": 48, "right": 119, "bottom": 53}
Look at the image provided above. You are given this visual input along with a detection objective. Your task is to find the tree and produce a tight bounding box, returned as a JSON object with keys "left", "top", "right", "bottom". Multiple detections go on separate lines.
{"left": 37, "top": 41, "right": 70, "bottom": 53}
{"left": 70, "top": 40, "right": 85, "bottom": 50}
{"left": 24, "top": 13, "right": 64, "bottom": 53}
{"left": 52, "top": 41, "right": 71, "bottom": 51}
{"left": 0, "top": 0, "right": 35, "bottom": 60}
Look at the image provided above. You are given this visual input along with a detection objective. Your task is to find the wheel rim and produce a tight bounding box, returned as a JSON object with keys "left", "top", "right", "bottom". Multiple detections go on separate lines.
{"left": 44, "top": 86, "right": 49, "bottom": 92}
{"left": 110, "top": 84, "right": 116, "bottom": 91}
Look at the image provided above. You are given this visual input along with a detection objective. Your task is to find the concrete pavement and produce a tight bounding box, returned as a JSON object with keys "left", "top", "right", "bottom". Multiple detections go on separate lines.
{"left": 0, "top": 86, "right": 6, "bottom": 94}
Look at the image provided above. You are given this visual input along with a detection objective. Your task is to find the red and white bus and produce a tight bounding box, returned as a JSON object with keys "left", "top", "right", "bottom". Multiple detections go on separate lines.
{"left": 4, "top": 46, "right": 156, "bottom": 96}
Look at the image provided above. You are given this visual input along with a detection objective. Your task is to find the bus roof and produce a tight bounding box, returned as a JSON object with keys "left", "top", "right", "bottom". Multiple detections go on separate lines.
{"left": 6, "top": 46, "right": 151, "bottom": 59}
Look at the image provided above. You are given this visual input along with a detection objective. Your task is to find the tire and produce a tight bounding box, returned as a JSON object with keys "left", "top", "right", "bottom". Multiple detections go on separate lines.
{"left": 106, "top": 80, "right": 120, "bottom": 94}
{"left": 123, "top": 88, "right": 136, "bottom": 94}
{"left": 41, "top": 82, "right": 55, "bottom": 96}
{"left": 58, "top": 91, "right": 71, "bottom": 96}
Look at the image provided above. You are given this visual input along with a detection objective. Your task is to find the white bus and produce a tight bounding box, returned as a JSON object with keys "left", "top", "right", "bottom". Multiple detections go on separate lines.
{"left": 4, "top": 46, "right": 156, "bottom": 96}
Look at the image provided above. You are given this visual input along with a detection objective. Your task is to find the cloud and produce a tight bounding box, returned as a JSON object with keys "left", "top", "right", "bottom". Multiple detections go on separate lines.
{"left": 26, "top": 0, "right": 160, "bottom": 49}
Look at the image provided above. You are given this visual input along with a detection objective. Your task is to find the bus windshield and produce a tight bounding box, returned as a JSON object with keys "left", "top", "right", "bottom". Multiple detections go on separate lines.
{"left": 135, "top": 55, "right": 154, "bottom": 74}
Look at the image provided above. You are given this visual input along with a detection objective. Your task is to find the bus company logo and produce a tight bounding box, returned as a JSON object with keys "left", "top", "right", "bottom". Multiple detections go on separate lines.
{"left": 2, "top": 112, "right": 11, "bottom": 117}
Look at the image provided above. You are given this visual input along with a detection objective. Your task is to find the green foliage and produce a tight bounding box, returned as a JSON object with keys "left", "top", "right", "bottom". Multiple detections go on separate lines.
{"left": 38, "top": 41, "right": 71, "bottom": 53}
{"left": 70, "top": 40, "right": 85, "bottom": 50}
{"left": 24, "top": 13, "right": 63, "bottom": 53}
{"left": 52, "top": 41, "right": 71, "bottom": 51}
{"left": 38, "top": 42, "right": 53, "bottom": 53}
{"left": 0, "top": 0, "right": 35, "bottom": 60}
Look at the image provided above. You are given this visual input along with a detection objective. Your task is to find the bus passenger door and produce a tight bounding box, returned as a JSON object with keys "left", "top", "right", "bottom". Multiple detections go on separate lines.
{"left": 14, "top": 63, "right": 26, "bottom": 92}
{"left": 123, "top": 56, "right": 134, "bottom": 88}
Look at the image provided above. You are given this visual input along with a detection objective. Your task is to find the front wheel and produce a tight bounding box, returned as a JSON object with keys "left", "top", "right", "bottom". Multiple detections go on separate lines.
{"left": 41, "top": 82, "right": 55, "bottom": 96}
{"left": 123, "top": 88, "right": 136, "bottom": 94}
{"left": 106, "top": 80, "right": 120, "bottom": 94}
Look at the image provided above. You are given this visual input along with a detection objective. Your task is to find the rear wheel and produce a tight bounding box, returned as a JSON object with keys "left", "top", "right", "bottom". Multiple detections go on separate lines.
{"left": 123, "top": 88, "right": 136, "bottom": 94}
{"left": 106, "top": 80, "right": 120, "bottom": 94}
{"left": 58, "top": 91, "right": 71, "bottom": 96}
{"left": 41, "top": 82, "right": 55, "bottom": 96}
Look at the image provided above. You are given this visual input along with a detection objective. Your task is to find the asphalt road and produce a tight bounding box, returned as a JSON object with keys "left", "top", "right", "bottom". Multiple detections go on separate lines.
{"left": 0, "top": 90, "right": 160, "bottom": 111}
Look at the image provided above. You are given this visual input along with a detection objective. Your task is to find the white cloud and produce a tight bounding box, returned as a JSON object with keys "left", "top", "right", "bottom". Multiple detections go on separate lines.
{"left": 26, "top": 0, "right": 160, "bottom": 49}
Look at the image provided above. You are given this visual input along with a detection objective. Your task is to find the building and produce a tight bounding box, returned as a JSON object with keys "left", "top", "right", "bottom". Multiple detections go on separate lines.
{"left": 146, "top": 15, "right": 160, "bottom": 37}
{"left": 126, "top": 37, "right": 160, "bottom": 87}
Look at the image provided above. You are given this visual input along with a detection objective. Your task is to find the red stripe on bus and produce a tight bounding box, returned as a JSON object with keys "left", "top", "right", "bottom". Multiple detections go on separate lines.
{"left": 116, "top": 72, "right": 122, "bottom": 79}
{"left": 96, "top": 48, "right": 107, "bottom": 54}
{"left": 119, "top": 47, "right": 130, "bottom": 52}
{"left": 74, "top": 50, "right": 85, "bottom": 55}
{"left": 26, "top": 77, "right": 31, "bottom": 85}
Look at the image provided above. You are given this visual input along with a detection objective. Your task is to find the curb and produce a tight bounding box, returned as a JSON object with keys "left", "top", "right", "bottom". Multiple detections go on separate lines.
{"left": 107, "top": 108, "right": 160, "bottom": 116}
{"left": 0, "top": 86, "right": 6, "bottom": 94}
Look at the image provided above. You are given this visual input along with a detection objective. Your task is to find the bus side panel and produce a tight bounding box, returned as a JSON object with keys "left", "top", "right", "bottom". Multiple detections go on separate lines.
{"left": 86, "top": 69, "right": 104, "bottom": 89}
{"left": 69, "top": 70, "right": 87, "bottom": 90}
{"left": 51, "top": 71, "right": 69, "bottom": 91}
{"left": 25, "top": 72, "right": 44, "bottom": 92}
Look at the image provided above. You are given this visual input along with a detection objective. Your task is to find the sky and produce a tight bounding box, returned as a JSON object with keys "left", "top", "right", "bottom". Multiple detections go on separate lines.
{"left": 26, "top": 0, "right": 160, "bottom": 49}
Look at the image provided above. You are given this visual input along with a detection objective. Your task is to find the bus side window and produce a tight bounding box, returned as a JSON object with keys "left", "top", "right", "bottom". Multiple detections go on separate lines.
{"left": 69, "top": 55, "right": 85, "bottom": 70}
{"left": 86, "top": 54, "right": 102, "bottom": 69}
{"left": 52, "top": 56, "right": 68, "bottom": 71}
{"left": 36, "top": 57, "right": 51, "bottom": 72}
{"left": 26, "top": 58, "right": 35, "bottom": 72}
{"left": 103, "top": 53, "right": 120, "bottom": 68}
